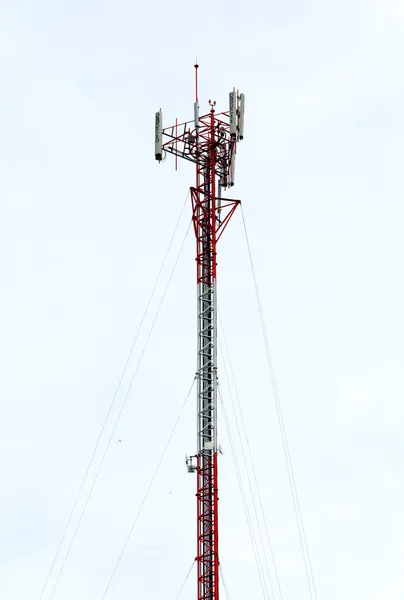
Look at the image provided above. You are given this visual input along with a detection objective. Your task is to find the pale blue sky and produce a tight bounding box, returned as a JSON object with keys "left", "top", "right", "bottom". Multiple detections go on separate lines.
{"left": 1, "top": 1, "right": 404, "bottom": 599}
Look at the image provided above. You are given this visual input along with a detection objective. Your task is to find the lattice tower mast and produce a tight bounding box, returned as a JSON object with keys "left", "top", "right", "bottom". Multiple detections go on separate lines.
{"left": 155, "top": 65, "right": 245, "bottom": 600}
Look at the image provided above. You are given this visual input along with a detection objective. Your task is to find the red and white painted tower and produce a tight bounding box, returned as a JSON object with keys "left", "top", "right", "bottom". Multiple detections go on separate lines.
{"left": 155, "top": 66, "right": 245, "bottom": 600}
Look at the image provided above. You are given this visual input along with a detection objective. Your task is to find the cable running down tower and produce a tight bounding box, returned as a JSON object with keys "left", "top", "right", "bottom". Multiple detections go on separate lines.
{"left": 155, "top": 65, "right": 245, "bottom": 600}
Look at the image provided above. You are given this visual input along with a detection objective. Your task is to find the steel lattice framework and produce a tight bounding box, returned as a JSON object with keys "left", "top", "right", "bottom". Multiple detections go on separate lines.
{"left": 155, "top": 65, "right": 244, "bottom": 600}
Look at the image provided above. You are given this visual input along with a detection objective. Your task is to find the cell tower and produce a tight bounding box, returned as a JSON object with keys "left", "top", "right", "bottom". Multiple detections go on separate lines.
{"left": 155, "top": 65, "right": 245, "bottom": 600}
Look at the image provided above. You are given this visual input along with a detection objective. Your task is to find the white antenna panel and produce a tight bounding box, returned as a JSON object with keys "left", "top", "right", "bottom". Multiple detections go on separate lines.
{"left": 238, "top": 93, "right": 245, "bottom": 140}
{"left": 194, "top": 102, "right": 200, "bottom": 128}
{"left": 229, "top": 91, "right": 237, "bottom": 137}
{"left": 228, "top": 153, "right": 236, "bottom": 186}
{"left": 155, "top": 110, "right": 163, "bottom": 161}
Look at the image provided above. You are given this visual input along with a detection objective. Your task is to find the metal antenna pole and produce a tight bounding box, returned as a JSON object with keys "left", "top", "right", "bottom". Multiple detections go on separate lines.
{"left": 155, "top": 67, "right": 245, "bottom": 600}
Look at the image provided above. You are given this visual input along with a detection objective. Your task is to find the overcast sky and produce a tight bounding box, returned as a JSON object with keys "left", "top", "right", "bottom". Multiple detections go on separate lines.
{"left": 1, "top": 1, "right": 404, "bottom": 599}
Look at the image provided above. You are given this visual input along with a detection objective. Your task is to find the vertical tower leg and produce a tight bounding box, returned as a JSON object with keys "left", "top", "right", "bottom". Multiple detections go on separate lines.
{"left": 194, "top": 106, "right": 219, "bottom": 600}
